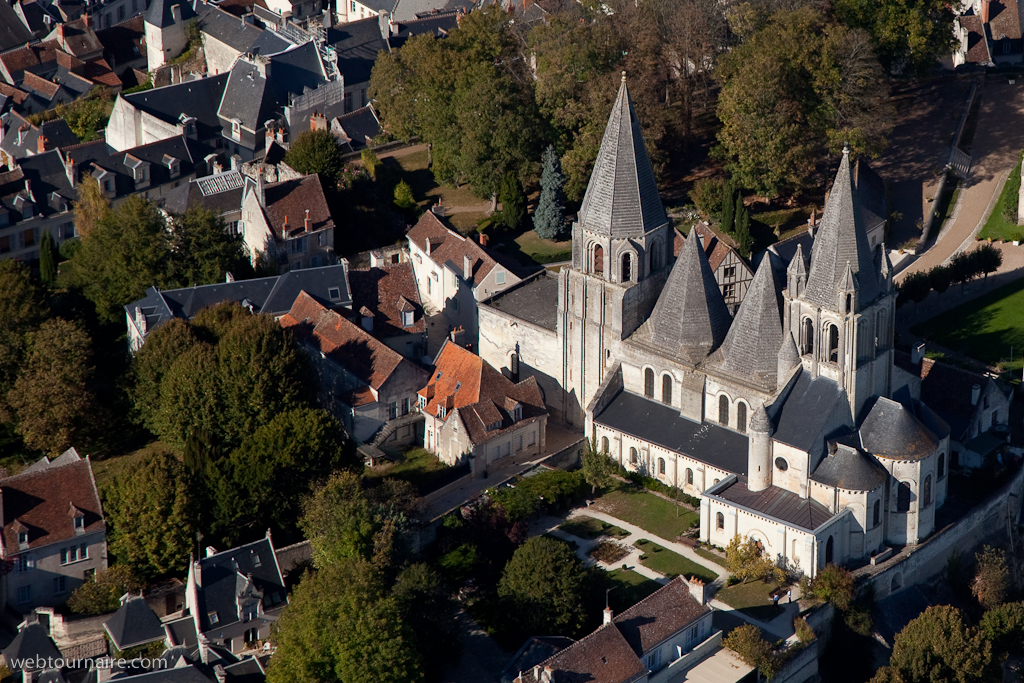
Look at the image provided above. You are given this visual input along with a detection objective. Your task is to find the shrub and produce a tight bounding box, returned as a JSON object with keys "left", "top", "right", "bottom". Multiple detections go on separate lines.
{"left": 361, "top": 148, "right": 381, "bottom": 180}
{"left": 812, "top": 564, "right": 855, "bottom": 611}
{"left": 590, "top": 540, "right": 629, "bottom": 564}
{"left": 393, "top": 180, "right": 416, "bottom": 209}
{"left": 690, "top": 177, "right": 725, "bottom": 218}
{"left": 794, "top": 616, "right": 816, "bottom": 643}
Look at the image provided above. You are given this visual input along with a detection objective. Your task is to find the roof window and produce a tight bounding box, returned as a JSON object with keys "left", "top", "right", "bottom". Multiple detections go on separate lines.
{"left": 208, "top": 612, "right": 220, "bottom": 624}
{"left": 328, "top": 287, "right": 341, "bottom": 300}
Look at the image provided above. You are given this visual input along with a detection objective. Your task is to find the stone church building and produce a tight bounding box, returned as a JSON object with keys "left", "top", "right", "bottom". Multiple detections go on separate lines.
{"left": 478, "top": 75, "right": 954, "bottom": 578}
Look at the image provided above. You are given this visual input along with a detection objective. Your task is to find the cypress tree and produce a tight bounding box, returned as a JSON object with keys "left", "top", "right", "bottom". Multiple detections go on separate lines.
{"left": 39, "top": 231, "right": 58, "bottom": 285}
{"left": 533, "top": 145, "right": 567, "bottom": 240}
{"left": 499, "top": 173, "right": 526, "bottom": 232}
{"left": 721, "top": 178, "right": 735, "bottom": 235}
{"left": 734, "top": 193, "right": 752, "bottom": 258}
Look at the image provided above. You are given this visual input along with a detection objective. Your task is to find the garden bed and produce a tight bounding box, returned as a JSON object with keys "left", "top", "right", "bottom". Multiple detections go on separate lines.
{"left": 589, "top": 540, "right": 630, "bottom": 564}
{"left": 634, "top": 539, "right": 718, "bottom": 583}
{"left": 559, "top": 516, "right": 630, "bottom": 540}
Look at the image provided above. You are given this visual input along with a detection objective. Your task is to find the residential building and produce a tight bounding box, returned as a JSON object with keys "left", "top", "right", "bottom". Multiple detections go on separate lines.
{"left": 407, "top": 210, "right": 523, "bottom": 350}
{"left": 145, "top": 0, "right": 199, "bottom": 71}
{"left": 0, "top": 448, "right": 107, "bottom": 613}
{"left": 347, "top": 261, "right": 428, "bottom": 359}
{"left": 954, "top": 0, "right": 1023, "bottom": 66}
{"left": 262, "top": 0, "right": 324, "bottom": 27}
{"left": 104, "top": 593, "right": 166, "bottom": 652}
{"left": 330, "top": 103, "right": 380, "bottom": 152}
{"left": 1, "top": 114, "right": 78, "bottom": 166}
{"left": 280, "top": 291, "right": 429, "bottom": 444}
{"left": 2, "top": 621, "right": 64, "bottom": 682}
{"left": 0, "top": 1, "right": 35, "bottom": 53}
{"left": 160, "top": 169, "right": 246, "bottom": 231}
{"left": 0, "top": 150, "right": 78, "bottom": 261}
{"left": 124, "top": 262, "right": 352, "bottom": 351}
{"left": 418, "top": 340, "right": 547, "bottom": 476}
{"left": 184, "top": 535, "right": 289, "bottom": 655}
{"left": 239, "top": 172, "right": 336, "bottom": 271}
{"left": 195, "top": 1, "right": 290, "bottom": 76}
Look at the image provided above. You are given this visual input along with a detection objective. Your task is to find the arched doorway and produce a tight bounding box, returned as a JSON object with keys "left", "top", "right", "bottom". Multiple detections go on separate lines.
{"left": 825, "top": 535, "right": 834, "bottom": 565}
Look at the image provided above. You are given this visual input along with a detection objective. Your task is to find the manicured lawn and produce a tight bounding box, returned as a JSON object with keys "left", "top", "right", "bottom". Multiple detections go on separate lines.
{"left": 392, "top": 150, "right": 487, "bottom": 213}
{"left": 716, "top": 579, "right": 786, "bottom": 621}
{"left": 364, "top": 447, "right": 468, "bottom": 496}
{"left": 514, "top": 230, "right": 572, "bottom": 264}
{"left": 695, "top": 546, "right": 730, "bottom": 568}
{"left": 979, "top": 149, "right": 1024, "bottom": 242}
{"left": 447, "top": 211, "right": 488, "bottom": 234}
{"left": 931, "top": 177, "right": 961, "bottom": 234}
{"left": 605, "top": 568, "right": 662, "bottom": 611}
{"left": 911, "top": 276, "right": 1024, "bottom": 374}
{"left": 559, "top": 516, "right": 630, "bottom": 540}
{"left": 634, "top": 540, "right": 718, "bottom": 583}
{"left": 593, "top": 487, "right": 699, "bottom": 540}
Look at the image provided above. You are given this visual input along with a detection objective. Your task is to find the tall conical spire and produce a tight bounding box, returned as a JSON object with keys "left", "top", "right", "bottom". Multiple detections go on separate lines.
{"left": 648, "top": 229, "right": 731, "bottom": 364}
{"left": 577, "top": 73, "right": 668, "bottom": 239}
{"left": 802, "top": 146, "right": 881, "bottom": 310}
{"left": 713, "top": 255, "right": 784, "bottom": 390}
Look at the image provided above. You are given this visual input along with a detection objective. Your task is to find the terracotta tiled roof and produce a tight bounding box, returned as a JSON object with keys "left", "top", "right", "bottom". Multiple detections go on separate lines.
{"left": 989, "top": 0, "right": 1022, "bottom": 40}
{"left": 263, "top": 174, "right": 335, "bottom": 240}
{"left": 348, "top": 262, "right": 426, "bottom": 339}
{"left": 55, "top": 50, "right": 85, "bottom": 72}
{"left": 21, "top": 71, "right": 60, "bottom": 99}
{"left": 613, "top": 577, "right": 711, "bottom": 654}
{"left": 280, "top": 291, "right": 407, "bottom": 390}
{"left": 53, "top": 17, "right": 103, "bottom": 58}
{"left": 0, "top": 453, "right": 104, "bottom": 554}
{"left": 961, "top": 14, "right": 992, "bottom": 63}
{"left": 0, "top": 45, "right": 42, "bottom": 76}
{"left": 84, "top": 58, "right": 121, "bottom": 87}
{"left": 0, "top": 82, "right": 29, "bottom": 105}
{"left": 407, "top": 211, "right": 512, "bottom": 288}
{"left": 520, "top": 625, "right": 645, "bottom": 683}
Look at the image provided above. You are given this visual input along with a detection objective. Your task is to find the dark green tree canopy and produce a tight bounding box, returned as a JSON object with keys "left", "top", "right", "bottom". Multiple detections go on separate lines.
{"left": 533, "top": 145, "right": 567, "bottom": 240}
{"left": 497, "top": 535, "right": 589, "bottom": 639}
{"left": 834, "top": 0, "right": 956, "bottom": 75}
{"left": 285, "top": 130, "right": 345, "bottom": 185}
{"left": 170, "top": 206, "right": 251, "bottom": 285}
{"left": 883, "top": 605, "right": 991, "bottom": 683}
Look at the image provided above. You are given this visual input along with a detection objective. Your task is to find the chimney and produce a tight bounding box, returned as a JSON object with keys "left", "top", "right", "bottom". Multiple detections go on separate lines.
{"left": 310, "top": 111, "right": 327, "bottom": 131}
{"left": 809, "top": 206, "right": 816, "bottom": 229}
{"left": 686, "top": 576, "right": 707, "bottom": 605}
{"left": 230, "top": 154, "right": 240, "bottom": 171}
{"left": 225, "top": 272, "right": 235, "bottom": 283}
{"left": 370, "top": 250, "right": 383, "bottom": 267}
{"left": 602, "top": 606, "right": 613, "bottom": 624}
{"left": 304, "top": 209, "right": 310, "bottom": 232}
{"left": 17, "top": 125, "right": 27, "bottom": 146}
{"left": 540, "top": 667, "right": 553, "bottom": 683}
{"left": 479, "top": 233, "right": 489, "bottom": 247}
{"left": 170, "top": 3, "right": 181, "bottom": 22}
{"left": 213, "top": 665, "right": 227, "bottom": 683}
{"left": 65, "top": 155, "right": 76, "bottom": 188}
{"left": 282, "top": 215, "right": 289, "bottom": 238}
{"left": 82, "top": 12, "right": 91, "bottom": 26}
{"left": 256, "top": 167, "right": 265, "bottom": 207}
{"left": 425, "top": 239, "right": 432, "bottom": 255}
{"left": 205, "top": 546, "right": 217, "bottom": 558}
{"left": 982, "top": 0, "right": 990, "bottom": 23}
{"left": 463, "top": 254, "right": 471, "bottom": 280}
{"left": 911, "top": 342, "right": 925, "bottom": 365}
{"left": 37, "top": 134, "right": 48, "bottom": 153}
{"left": 971, "top": 384, "right": 981, "bottom": 406}
{"left": 450, "top": 326, "right": 465, "bottom": 345}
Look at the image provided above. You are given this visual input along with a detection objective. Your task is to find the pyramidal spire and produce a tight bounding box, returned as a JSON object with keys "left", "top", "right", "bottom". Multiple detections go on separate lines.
{"left": 577, "top": 73, "right": 668, "bottom": 239}
{"left": 648, "top": 229, "right": 731, "bottom": 364}
{"left": 802, "top": 145, "right": 880, "bottom": 310}
{"left": 713, "top": 255, "right": 784, "bottom": 390}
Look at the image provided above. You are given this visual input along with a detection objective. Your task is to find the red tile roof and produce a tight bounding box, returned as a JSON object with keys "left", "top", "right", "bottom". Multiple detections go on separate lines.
{"left": 0, "top": 45, "right": 42, "bottom": 76}
{"left": 989, "top": 0, "right": 1022, "bottom": 40}
{"left": 84, "top": 58, "right": 121, "bottom": 87}
{"left": 53, "top": 17, "right": 103, "bottom": 58}
{"left": 521, "top": 625, "right": 645, "bottom": 683}
{"left": 0, "top": 82, "right": 29, "bottom": 105}
{"left": 263, "top": 174, "right": 335, "bottom": 240}
{"left": 347, "top": 262, "right": 426, "bottom": 339}
{"left": 0, "top": 453, "right": 104, "bottom": 555}
{"left": 21, "top": 71, "right": 60, "bottom": 99}
{"left": 613, "top": 576, "right": 711, "bottom": 654}
{"left": 961, "top": 14, "right": 992, "bottom": 63}
{"left": 407, "top": 211, "right": 518, "bottom": 288}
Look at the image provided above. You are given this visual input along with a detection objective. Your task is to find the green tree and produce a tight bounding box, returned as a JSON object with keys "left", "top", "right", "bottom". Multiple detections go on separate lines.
{"left": 971, "top": 545, "right": 1009, "bottom": 611}
{"left": 0, "top": 261, "right": 46, "bottom": 420}
{"left": 360, "top": 148, "right": 381, "bottom": 180}
{"left": 834, "top": 0, "right": 956, "bottom": 75}
{"left": 498, "top": 536, "right": 589, "bottom": 639}
{"left": 723, "top": 623, "right": 780, "bottom": 680}
{"left": 169, "top": 206, "right": 250, "bottom": 285}
{"left": 720, "top": 178, "right": 735, "bottom": 234}
{"left": 885, "top": 605, "right": 991, "bottom": 683}
{"left": 130, "top": 319, "right": 198, "bottom": 432}
{"left": 103, "top": 450, "right": 194, "bottom": 579}
{"left": 8, "top": 318, "right": 93, "bottom": 454}
{"left": 66, "top": 566, "right": 144, "bottom": 615}
{"left": 533, "top": 145, "right": 567, "bottom": 240}
{"left": 69, "top": 175, "right": 110, "bottom": 239}
{"left": 285, "top": 130, "right": 344, "bottom": 185}
{"left": 39, "top": 231, "right": 59, "bottom": 285}
{"left": 65, "top": 195, "right": 172, "bottom": 323}
{"left": 980, "top": 602, "right": 1024, "bottom": 656}
{"left": 267, "top": 560, "right": 423, "bottom": 683}
{"left": 927, "top": 264, "right": 953, "bottom": 295}
{"left": 812, "top": 563, "right": 855, "bottom": 611}
{"left": 897, "top": 270, "right": 932, "bottom": 307}
{"left": 491, "top": 469, "right": 586, "bottom": 522}
{"left": 690, "top": 177, "right": 725, "bottom": 219}
{"left": 726, "top": 535, "right": 785, "bottom": 584}
{"left": 949, "top": 250, "right": 977, "bottom": 294}
{"left": 152, "top": 342, "right": 221, "bottom": 448}
{"left": 392, "top": 563, "right": 459, "bottom": 681}
{"left": 580, "top": 437, "right": 615, "bottom": 495}
{"left": 973, "top": 242, "right": 1003, "bottom": 282}
{"left": 498, "top": 173, "right": 526, "bottom": 231}
{"left": 393, "top": 180, "right": 416, "bottom": 210}
{"left": 733, "top": 193, "right": 752, "bottom": 258}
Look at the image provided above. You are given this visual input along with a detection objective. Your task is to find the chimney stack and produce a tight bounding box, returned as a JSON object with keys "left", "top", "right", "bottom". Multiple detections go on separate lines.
{"left": 982, "top": 0, "right": 991, "bottom": 23}
{"left": 911, "top": 342, "right": 925, "bottom": 365}
{"left": 65, "top": 155, "right": 76, "bottom": 188}
{"left": 426, "top": 239, "right": 432, "bottom": 255}
{"left": 83, "top": 12, "right": 91, "bottom": 26}
{"left": 479, "top": 233, "right": 489, "bottom": 247}
{"left": 37, "top": 134, "right": 48, "bottom": 153}
{"left": 602, "top": 606, "right": 613, "bottom": 624}
{"left": 304, "top": 209, "right": 310, "bottom": 232}
{"left": 463, "top": 254, "right": 471, "bottom": 280}
{"left": 282, "top": 215, "right": 289, "bottom": 239}
{"left": 971, "top": 384, "right": 981, "bottom": 406}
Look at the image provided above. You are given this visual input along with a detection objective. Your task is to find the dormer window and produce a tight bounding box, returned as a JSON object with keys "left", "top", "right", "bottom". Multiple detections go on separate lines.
{"left": 208, "top": 612, "right": 220, "bottom": 625}
{"left": 231, "top": 118, "right": 242, "bottom": 141}
{"left": 512, "top": 404, "right": 522, "bottom": 422}
{"left": 437, "top": 404, "right": 445, "bottom": 419}
{"left": 418, "top": 395, "right": 426, "bottom": 408}
{"left": 253, "top": 553, "right": 261, "bottom": 567}
{"left": 402, "top": 310, "right": 414, "bottom": 327}
{"left": 73, "top": 515, "right": 84, "bottom": 532}
{"left": 17, "top": 531, "right": 28, "bottom": 547}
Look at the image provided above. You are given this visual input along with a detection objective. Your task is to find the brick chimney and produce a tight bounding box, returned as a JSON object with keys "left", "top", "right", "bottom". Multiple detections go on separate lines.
{"left": 65, "top": 154, "right": 76, "bottom": 188}
{"left": 479, "top": 233, "right": 488, "bottom": 247}
{"left": 310, "top": 111, "right": 327, "bottom": 131}
{"left": 282, "top": 215, "right": 289, "bottom": 238}
{"left": 82, "top": 12, "right": 91, "bottom": 26}
{"left": 982, "top": 0, "right": 990, "bottom": 23}
{"left": 37, "top": 134, "right": 48, "bottom": 153}
{"left": 463, "top": 254, "right": 471, "bottom": 280}
{"left": 304, "top": 209, "right": 310, "bottom": 232}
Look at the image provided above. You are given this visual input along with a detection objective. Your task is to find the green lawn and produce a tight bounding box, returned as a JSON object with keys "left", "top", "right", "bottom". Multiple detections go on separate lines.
{"left": 695, "top": 546, "right": 730, "bottom": 568}
{"left": 979, "top": 150, "right": 1024, "bottom": 241}
{"left": 911, "top": 276, "right": 1024, "bottom": 375}
{"left": 931, "top": 176, "right": 961, "bottom": 234}
{"left": 634, "top": 539, "right": 718, "bottom": 583}
{"left": 559, "top": 516, "right": 630, "bottom": 540}
{"left": 514, "top": 230, "right": 572, "bottom": 264}
{"left": 605, "top": 568, "right": 663, "bottom": 611}
{"left": 593, "top": 487, "right": 699, "bottom": 540}
{"left": 364, "top": 447, "right": 468, "bottom": 495}
{"left": 716, "top": 579, "right": 786, "bottom": 621}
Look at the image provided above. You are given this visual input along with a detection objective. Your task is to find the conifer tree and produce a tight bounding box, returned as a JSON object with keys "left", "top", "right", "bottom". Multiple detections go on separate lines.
{"left": 39, "top": 232, "right": 58, "bottom": 285}
{"left": 721, "top": 178, "right": 735, "bottom": 235}
{"left": 533, "top": 146, "right": 567, "bottom": 240}
{"left": 499, "top": 173, "right": 526, "bottom": 231}
{"left": 734, "top": 193, "right": 752, "bottom": 258}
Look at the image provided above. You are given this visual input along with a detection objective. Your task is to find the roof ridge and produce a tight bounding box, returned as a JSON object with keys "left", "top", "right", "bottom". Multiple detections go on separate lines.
{"left": 1, "top": 455, "right": 88, "bottom": 483}
{"left": 714, "top": 254, "right": 783, "bottom": 386}
{"left": 613, "top": 576, "right": 688, "bottom": 622}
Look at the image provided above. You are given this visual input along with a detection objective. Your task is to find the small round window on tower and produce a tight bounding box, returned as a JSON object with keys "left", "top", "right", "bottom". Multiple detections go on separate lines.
{"left": 775, "top": 457, "right": 789, "bottom": 472}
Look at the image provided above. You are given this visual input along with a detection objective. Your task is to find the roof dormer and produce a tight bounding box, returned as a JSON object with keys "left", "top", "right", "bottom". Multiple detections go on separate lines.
{"left": 13, "top": 520, "right": 29, "bottom": 550}
{"left": 69, "top": 503, "right": 85, "bottom": 534}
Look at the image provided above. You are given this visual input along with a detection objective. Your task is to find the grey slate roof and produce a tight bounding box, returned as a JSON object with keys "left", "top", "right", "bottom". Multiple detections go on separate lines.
{"left": 334, "top": 104, "right": 380, "bottom": 151}
{"left": 577, "top": 75, "right": 667, "bottom": 238}
{"left": 594, "top": 390, "right": 749, "bottom": 475}
{"left": 125, "top": 73, "right": 231, "bottom": 142}
{"left": 197, "top": 3, "right": 271, "bottom": 53}
{"left": 860, "top": 396, "right": 938, "bottom": 461}
{"left": 811, "top": 443, "right": 887, "bottom": 492}
{"left": 0, "top": 1, "right": 34, "bottom": 52}
{"left": 0, "top": 114, "right": 79, "bottom": 161}
{"left": 483, "top": 270, "right": 559, "bottom": 332}
{"left": 195, "top": 538, "right": 286, "bottom": 632}
{"left": 771, "top": 370, "right": 848, "bottom": 452}
{"left": 803, "top": 148, "right": 881, "bottom": 310}
{"left": 3, "top": 623, "right": 61, "bottom": 671}
{"left": 327, "top": 17, "right": 388, "bottom": 87}
{"left": 708, "top": 254, "right": 783, "bottom": 391}
{"left": 777, "top": 332, "right": 800, "bottom": 380}
{"left": 145, "top": 0, "right": 198, "bottom": 29}
{"left": 103, "top": 595, "right": 166, "bottom": 650}
{"left": 714, "top": 477, "right": 835, "bottom": 531}
{"left": 217, "top": 60, "right": 270, "bottom": 130}
{"left": 647, "top": 227, "right": 731, "bottom": 364}
{"left": 160, "top": 170, "right": 245, "bottom": 216}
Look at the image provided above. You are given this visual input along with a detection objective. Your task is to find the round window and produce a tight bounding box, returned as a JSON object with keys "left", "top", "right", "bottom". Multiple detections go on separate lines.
{"left": 775, "top": 457, "right": 789, "bottom": 472}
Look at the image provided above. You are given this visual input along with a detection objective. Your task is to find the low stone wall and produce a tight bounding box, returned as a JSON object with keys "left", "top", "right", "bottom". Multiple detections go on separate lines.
{"left": 540, "top": 437, "right": 586, "bottom": 471}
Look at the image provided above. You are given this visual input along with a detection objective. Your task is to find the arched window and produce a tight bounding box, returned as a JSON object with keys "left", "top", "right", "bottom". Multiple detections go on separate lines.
{"left": 629, "top": 447, "right": 638, "bottom": 464}
{"left": 593, "top": 244, "right": 604, "bottom": 275}
{"left": 716, "top": 512, "right": 724, "bottom": 530}
{"left": 644, "top": 368, "right": 654, "bottom": 398}
{"left": 650, "top": 241, "right": 662, "bottom": 271}
{"left": 938, "top": 453, "right": 946, "bottom": 480}
{"left": 897, "top": 481, "right": 911, "bottom": 512}
{"left": 873, "top": 500, "right": 880, "bottom": 527}
{"left": 621, "top": 253, "right": 632, "bottom": 282}
{"left": 876, "top": 310, "right": 888, "bottom": 351}
{"left": 923, "top": 475, "right": 932, "bottom": 507}
{"left": 857, "top": 319, "right": 869, "bottom": 361}
{"left": 662, "top": 374, "right": 672, "bottom": 405}
{"left": 601, "top": 436, "right": 609, "bottom": 454}
{"left": 825, "top": 323, "right": 840, "bottom": 363}
{"left": 801, "top": 317, "right": 814, "bottom": 355}
{"left": 719, "top": 395, "right": 730, "bottom": 426}
{"left": 825, "top": 535, "right": 834, "bottom": 564}
{"left": 737, "top": 403, "right": 747, "bottom": 433}
{"left": 658, "top": 458, "right": 666, "bottom": 475}
{"left": 686, "top": 468, "right": 693, "bottom": 485}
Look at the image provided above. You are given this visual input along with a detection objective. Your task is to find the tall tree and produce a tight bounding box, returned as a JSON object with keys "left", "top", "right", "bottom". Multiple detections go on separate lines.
{"left": 0, "top": 261, "right": 46, "bottom": 421}
{"left": 580, "top": 437, "right": 615, "bottom": 495}
{"left": 284, "top": 130, "right": 344, "bottom": 185}
{"left": 720, "top": 178, "right": 735, "bottom": 234}
{"left": 497, "top": 536, "right": 589, "bottom": 639}
{"left": 834, "top": 0, "right": 956, "bottom": 75}
{"left": 733, "top": 193, "right": 752, "bottom": 257}
{"left": 130, "top": 319, "right": 198, "bottom": 432}
{"left": 67, "top": 566, "right": 144, "bottom": 615}
{"left": 169, "top": 206, "right": 250, "bottom": 286}
{"left": 972, "top": 545, "right": 1009, "bottom": 611}
{"left": 70, "top": 175, "right": 111, "bottom": 238}
{"left": 39, "top": 231, "right": 59, "bottom": 285}
{"left": 391, "top": 563, "right": 460, "bottom": 683}
{"left": 498, "top": 173, "right": 526, "bottom": 231}
{"left": 723, "top": 623, "right": 780, "bottom": 680}
{"left": 8, "top": 318, "right": 94, "bottom": 454}
{"left": 533, "top": 145, "right": 567, "bottom": 240}
{"left": 881, "top": 605, "right": 991, "bottom": 683}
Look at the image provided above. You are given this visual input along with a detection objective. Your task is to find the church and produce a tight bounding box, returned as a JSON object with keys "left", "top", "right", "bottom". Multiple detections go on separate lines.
{"left": 477, "top": 74, "right": 953, "bottom": 578}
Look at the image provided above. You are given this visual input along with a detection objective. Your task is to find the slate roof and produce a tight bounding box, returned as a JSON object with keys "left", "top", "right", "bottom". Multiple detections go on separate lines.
{"left": 594, "top": 390, "right": 749, "bottom": 475}
{"left": 124, "top": 73, "right": 231, "bottom": 141}
{"left": 261, "top": 173, "right": 334, "bottom": 238}
{"left": 64, "top": 135, "right": 211, "bottom": 200}
{"left": 160, "top": 169, "right": 245, "bottom": 216}
{"left": 613, "top": 577, "right": 710, "bottom": 655}
{"left": 0, "top": 149, "right": 76, "bottom": 228}
{"left": 483, "top": 270, "right": 559, "bottom": 332}
{"left": 770, "top": 370, "right": 848, "bottom": 453}
{"left": 347, "top": 262, "right": 426, "bottom": 338}
{"left": 327, "top": 17, "right": 388, "bottom": 86}
{"left": 519, "top": 624, "right": 645, "bottom": 683}
{"left": 217, "top": 60, "right": 272, "bottom": 131}
{"left": 104, "top": 595, "right": 166, "bottom": 650}
{"left": 0, "top": 1, "right": 34, "bottom": 53}
{"left": 280, "top": 291, "right": 417, "bottom": 390}
{"left": 777, "top": 332, "right": 800, "bottom": 380}
{"left": 714, "top": 477, "right": 835, "bottom": 531}
{"left": 1, "top": 113, "right": 79, "bottom": 160}
{"left": 222, "top": 657, "right": 267, "bottom": 683}
{"left": 802, "top": 148, "right": 881, "bottom": 310}
{"left": 386, "top": 11, "right": 458, "bottom": 47}
{"left": 333, "top": 104, "right": 380, "bottom": 151}
{"left": 2, "top": 623, "right": 61, "bottom": 671}
{"left": 708, "top": 255, "right": 783, "bottom": 391}
{"left": 893, "top": 350, "right": 995, "bottom": 440}
{"left": 811, "top": 443, "right": 887, "bottom": 492}
{"left": 195, "top": 538, "right": 286, "bottom": 632}
{"left": 49, "top": 18, "right": 103, "bottom": 59}
{"left": 577, "top": 75, "right": 667, "bottom": 238}
{"left": 499, "top": 636, "right": 575, "bottom": 683}
{"left": 645, "top": 226, "right": 731, "bottom": 364}
{"left": 95, "top": 15, "right": 146, "bottom": 71}
{"left": 0, "top": 451, "right": 104, "bottom": 554}
{"left": 196, "top": 3, "right": 272, "bottom": 53}
{"left": 107, "top": 666, "right": 213, "bottom": 683}
{"left": 146, "top": 0, "right": 198, "bottom": 29}
{"left": 860, "top": 396, "right": 939, "bottom": 461}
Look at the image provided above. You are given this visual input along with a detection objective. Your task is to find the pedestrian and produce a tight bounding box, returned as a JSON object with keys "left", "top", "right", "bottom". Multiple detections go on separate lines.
{"left": 787, "top": 589, "right": 792, "bottom": 604}
{"left": 772, "top": 593, "right": 779, "bottom": 607}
